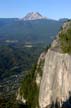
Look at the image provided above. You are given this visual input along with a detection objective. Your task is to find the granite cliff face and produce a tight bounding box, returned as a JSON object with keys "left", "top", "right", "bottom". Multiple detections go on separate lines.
{"left": 39, "top": 49, "right": 71, "bottom": 108}
{"left": 39, "top": 20, "right": 71, "bottom": 108}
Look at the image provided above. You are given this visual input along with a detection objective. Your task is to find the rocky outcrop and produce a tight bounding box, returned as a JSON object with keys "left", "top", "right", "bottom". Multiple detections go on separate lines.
{"left": 23, "top": 12, "right": 47, "bottom": 20}
{"left": 39, "top": 20, "right": 71, "bottom": 108}
{"left": 16, "top": 88, "right": 26, "bottom": 104}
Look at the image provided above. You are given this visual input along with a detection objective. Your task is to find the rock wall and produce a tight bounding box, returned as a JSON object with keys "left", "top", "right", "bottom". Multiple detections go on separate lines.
{"left": 39, "top": 20, "right": 71, "bottom": 108}
{"left": 39, "top": 49, "right": 71, "bottom": 108}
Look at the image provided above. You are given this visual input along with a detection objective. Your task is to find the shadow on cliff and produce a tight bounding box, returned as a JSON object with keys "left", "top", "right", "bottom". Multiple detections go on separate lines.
{"left": 18, "top": 95, "right": 71, "bottom": 108}
{"left": 18, "top": 104, "right": 30, "bottom": 108}
{"left": 18, "top": 103, "right": 31, "bottom": 108}
{"left": 18, "top": 92, "right": 71, "bottom": 108}
{"left": 62, "top": 95, "right": 71, "bottom": 108}
{"left": 50, "top": 92, "right": 71, "bottom": 108}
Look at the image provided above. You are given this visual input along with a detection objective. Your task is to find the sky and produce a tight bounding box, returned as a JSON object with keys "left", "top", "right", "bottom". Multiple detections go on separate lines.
{"left": 0, "top": 0, "right": 71, "bottom": 19}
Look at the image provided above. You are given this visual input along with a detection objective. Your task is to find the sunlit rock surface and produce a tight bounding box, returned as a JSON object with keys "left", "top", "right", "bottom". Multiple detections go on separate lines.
{"left": 39, "top": 21, "right": 71, "bottom": 108}
{"left": 39, "top": 49, "right": 71, "bottom": 108}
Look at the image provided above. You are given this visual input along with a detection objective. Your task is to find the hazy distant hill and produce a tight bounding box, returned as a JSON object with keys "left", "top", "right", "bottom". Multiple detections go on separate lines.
{"left": 0, "top": 18, "right": 18, "bottom": 27}
{"left": 0, "top": 13, "right": 68, "bottom": 44}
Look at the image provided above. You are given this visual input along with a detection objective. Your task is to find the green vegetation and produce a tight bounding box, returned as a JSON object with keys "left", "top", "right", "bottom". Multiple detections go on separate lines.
{"left": 20, "top": 52, "right": 45, "bottom": 108}
{"left": 0, "top": 44, "right": 44, "bottom": 79}
{"left": 20, "top": 64, "right": 39, "bottom": 108}
{"left": 20, "top": 49, "right": 46, "bottom": 108}
{"left": 0, "top": 43, "right": 46, "bottom": 108}
{"left": 0, "top": 18, "right": 66, "bottom": 44}
{"left": 44, "top": 44, "right": 51, "bottom": 53}
{"left": 0, "top": 95, "right": 19, "bottom": 108}
{"left": 59, "top": 28, "right": 71, "bottom": 53}
{"left": 36, "top": 60, "right": 44, "bottom": 77}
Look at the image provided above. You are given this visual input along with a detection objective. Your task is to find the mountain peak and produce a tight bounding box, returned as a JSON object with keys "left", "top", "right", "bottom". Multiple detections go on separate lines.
{"left": 23, "top": 12, "right": 47, "bottom": 20}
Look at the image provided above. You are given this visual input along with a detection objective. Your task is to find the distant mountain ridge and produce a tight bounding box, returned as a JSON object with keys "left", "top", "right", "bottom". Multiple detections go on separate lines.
{"left": 0, "top": 12, "right": 69, "bottom": 44}
{"left": 23, "top": 12, "right": 47, "bottom": 20}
